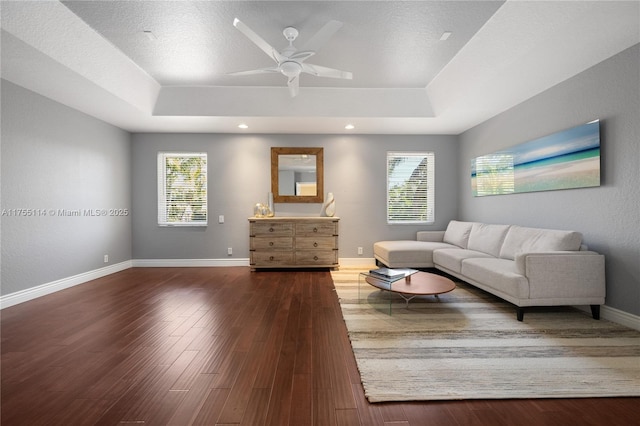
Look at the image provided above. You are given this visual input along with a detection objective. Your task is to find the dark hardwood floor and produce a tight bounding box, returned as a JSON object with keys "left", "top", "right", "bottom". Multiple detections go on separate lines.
{"left": 1, "top": 267, "right": 638, "bottom": 425}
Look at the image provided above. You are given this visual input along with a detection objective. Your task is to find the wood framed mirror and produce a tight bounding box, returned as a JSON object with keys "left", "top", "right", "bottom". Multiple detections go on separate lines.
{"left": 271, "top": 147, "right": 324, "bottom": 203}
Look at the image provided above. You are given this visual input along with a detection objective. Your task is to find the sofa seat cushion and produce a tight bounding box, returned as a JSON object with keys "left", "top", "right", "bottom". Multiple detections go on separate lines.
{"left": 499, "top": 225, "right": 583, "bottom": 260}
{"left": 374, "top": 240, "right": 456, "bottom": 268}
{"left": 433, "top": 248, "right": 493, "bottom": 274}
{"left": 461, "top": 258, "right": 530, "bottom": 299}
{"left": 466, "top": 223, "right": 511, "bottom": 257}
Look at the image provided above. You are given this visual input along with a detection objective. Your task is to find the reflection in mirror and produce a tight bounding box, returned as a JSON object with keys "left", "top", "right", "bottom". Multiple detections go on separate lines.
{"left": 271, "top": 147, "right": 323, "bottom": 203}
{"left": 278, "top": 154, "right": 317, "bottom": 196}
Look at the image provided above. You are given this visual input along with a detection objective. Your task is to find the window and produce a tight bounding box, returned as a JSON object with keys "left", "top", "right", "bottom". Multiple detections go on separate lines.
{"left": 157, "top": 152, "right": 207, "bottom": 226}
{"left": 387, "top": 152, "right": 435, "bottom": 224}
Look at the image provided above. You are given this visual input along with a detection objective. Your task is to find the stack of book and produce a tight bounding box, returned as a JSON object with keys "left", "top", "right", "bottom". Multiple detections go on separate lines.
{"left": 368, "top": 267, "right": 417, "bottom": 281}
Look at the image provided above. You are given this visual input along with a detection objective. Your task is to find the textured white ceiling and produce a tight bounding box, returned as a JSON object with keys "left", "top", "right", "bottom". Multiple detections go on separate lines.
{"left": 60, "top": 0, "right": 501, "bottom": 88}
{"left": 1, "top": 1, "right": 639, "bottom": 134}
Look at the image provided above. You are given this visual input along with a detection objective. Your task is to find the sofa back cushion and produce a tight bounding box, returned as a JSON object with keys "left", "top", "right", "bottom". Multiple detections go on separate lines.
{"left": 467, "top": 223, "right": 511, "bottom": 257}
{"left": 442, "top": 221, "right": 474, "bottom": 248}
{"left": 499, "top": 226, "right": 583, "bottom": 260}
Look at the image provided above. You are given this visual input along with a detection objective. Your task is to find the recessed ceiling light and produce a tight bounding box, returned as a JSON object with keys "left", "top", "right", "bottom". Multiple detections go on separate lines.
{"left": 440, "top": 31, "right": 452, "bottom": 41}
{"left": 345, "top": 124, "right": 355, "bottom": 130}
{"left": 238, "top": 123, "right": 249, "bottom": 129}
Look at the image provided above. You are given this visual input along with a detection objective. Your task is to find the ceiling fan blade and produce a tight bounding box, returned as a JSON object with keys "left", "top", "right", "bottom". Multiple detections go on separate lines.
{"left": 288, "top": 50, "right": 315, "bottom": 62}
{"left": 228, "top": 67, "right": 279, "bottom": 76}
{"left": 233, "top": 18, "right": 283, "bottom": 63}
{"left": 301, "top": 20, "right": 343, "bottom": 52}
{"left": 287, "top": 75, "right": 299, "bottom": 98}
{"left": 302, "top": 63, "right": 353, "bottom": 80}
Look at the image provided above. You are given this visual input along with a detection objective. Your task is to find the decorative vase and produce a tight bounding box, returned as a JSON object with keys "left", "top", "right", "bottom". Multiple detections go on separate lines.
{"left": 322, "top": 192, "right": 336, "bottom": 217}
{"left": 254, "top": 203, "right": 268, "bottom": 218}
{"left": 266, "top": 192, "right": 275, "bottom": 217}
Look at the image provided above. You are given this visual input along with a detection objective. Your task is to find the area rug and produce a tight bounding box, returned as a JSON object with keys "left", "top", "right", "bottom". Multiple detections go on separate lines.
{"left": 331, "top": 267, "right": 640, "bottom": 402}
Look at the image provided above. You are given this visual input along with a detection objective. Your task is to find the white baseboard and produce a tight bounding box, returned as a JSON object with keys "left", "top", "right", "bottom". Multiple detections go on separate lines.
{"left": 132, "top": 258, "right": 375, "bottom": 268}
{"left": 131, "top": 258, "right": 250, "bottom": 267}
{"left": 599, "top": 305, "right": 640, "bottom": 331}
{"left": 576, "top": 305, "right": 640, "bottom": 331}
{"left": 0, "top": 260, "right": 132, "bottom": 309}
{"left": 338, "top": 257, "right": 376, "bottom": 268}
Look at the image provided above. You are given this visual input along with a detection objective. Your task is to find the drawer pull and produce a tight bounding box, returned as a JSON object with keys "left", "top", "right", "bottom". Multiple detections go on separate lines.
{"left": 269, "top": 241, "right": 274, "bottom": 246}
{"left": 313, "top": 242, "right": 318, "bottom": 247}
{"left": 314, "top": 256, "right": 319, "bottom": 261}
{"left": 269, "top": 256, "right": 274, "bottom": 261}
{"left": 269, "top": 227, "right": 274, "bottom": 232}
{"left": 313, "top": 227, "right": 318, "bottom": 232}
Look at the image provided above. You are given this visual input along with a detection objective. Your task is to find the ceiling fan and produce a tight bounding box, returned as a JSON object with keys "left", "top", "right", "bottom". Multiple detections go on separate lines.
{"left": 229, "top": 18, "right": 353, "bottom": 97}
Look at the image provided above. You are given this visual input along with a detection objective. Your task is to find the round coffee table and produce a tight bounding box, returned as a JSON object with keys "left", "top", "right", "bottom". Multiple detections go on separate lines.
{"left": 362, "top": 271, "right": 456, "bottom": 311}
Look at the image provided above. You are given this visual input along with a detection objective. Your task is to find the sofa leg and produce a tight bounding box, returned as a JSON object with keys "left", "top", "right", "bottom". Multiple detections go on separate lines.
{"left": 590, "top": 305, "right": 601, "bottom": 320}
{"left": 516, "top": 307, "right": 524, "bottom": 322}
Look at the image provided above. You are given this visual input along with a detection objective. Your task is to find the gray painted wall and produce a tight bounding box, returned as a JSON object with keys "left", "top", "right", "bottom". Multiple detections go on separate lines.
{"left": 131, "top": 133, "right": 458, "bottom": 260}
{"left": 1, "top": 81, "right": 132, "bottom": 296}
{"left": 458, "top": 45, "right": 640, "bottom": 315}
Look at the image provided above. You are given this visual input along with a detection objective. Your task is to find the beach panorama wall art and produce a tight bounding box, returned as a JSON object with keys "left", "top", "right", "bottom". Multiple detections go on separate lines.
{"left": 471, "top": 120, "right": 601, "bottom": 197}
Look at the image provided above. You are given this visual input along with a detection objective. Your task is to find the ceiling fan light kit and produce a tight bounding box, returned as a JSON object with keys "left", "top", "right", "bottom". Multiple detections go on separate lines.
{"left": 230, "top": 18, "right": 353, "bottom": 98}
{"left": 280, "top": 61, "right": 302, "bottom": 78}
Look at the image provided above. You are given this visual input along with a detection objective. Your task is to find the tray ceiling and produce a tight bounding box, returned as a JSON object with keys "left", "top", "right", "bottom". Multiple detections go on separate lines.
{"left": 1, "top": 1, "right": 638, "bottom": 134}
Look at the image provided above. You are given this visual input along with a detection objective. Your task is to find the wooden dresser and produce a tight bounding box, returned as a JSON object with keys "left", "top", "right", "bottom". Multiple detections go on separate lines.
{"left": 249, "top": 217, "right": 339, "bottom": 270}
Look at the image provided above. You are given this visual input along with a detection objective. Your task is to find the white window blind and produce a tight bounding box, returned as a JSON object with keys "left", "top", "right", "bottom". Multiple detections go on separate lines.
{"left": 157, "top": 152, "right": 207, "bottom": 226}
{"left": 472, "top": 153, "right": 515, "bottom": 196}
{"left": 387, "top": 152, "right": 435, "bottom": 224}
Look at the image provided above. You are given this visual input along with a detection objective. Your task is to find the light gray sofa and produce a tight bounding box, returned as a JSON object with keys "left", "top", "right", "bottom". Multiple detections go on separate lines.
{"left": 373, "top": 220, "right": 606, "bottom": 321}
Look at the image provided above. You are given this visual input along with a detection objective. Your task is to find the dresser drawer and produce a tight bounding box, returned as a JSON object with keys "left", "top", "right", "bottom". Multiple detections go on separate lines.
{"left": 251, "top": 251, "right": 294, "bottom": 266}
{"left": 295, "top": 236, "right": 337, "bottom": 250}
{"left": 295, "top": 251, "right": 338, "bottom": 265}
{"left": 296, "top": 221, "right": 337, "bottom": 236}
{"left": 251, "top": 221, "right": 294, "bottom": 237}
{"left": 251, "top": 237, "right": 293, "bottom": 250}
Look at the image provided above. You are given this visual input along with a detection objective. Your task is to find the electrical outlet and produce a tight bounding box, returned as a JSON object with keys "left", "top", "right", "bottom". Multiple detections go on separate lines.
{"left": 227, "top": 247, "right": 233, "bottom": 256}
{"left": 219, "top": 215, "right": 224, "bottom": 224}
{"left": 357, "top": 247, "right": 363, "bottom": 255}
{"left": 104, "top": 254, "right": 109, "bottom": 263}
